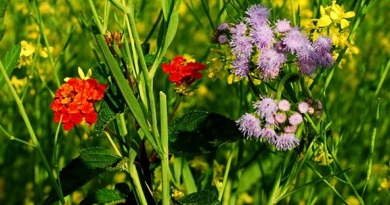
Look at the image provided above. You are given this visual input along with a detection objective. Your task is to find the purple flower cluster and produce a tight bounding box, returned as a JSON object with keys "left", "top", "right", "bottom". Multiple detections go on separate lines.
{"left": 212, "top": 4, "right": 334, "bottom": 80}
{"left": 236, "top": 97, "right": 323, "bottom": 151}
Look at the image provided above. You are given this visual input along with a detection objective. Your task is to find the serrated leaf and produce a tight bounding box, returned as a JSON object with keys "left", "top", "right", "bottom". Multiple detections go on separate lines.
{"left": 95, "top": 83, "right": 127, "bottom": 135}
{"left": 169, "top": 111, "right": 243, "bottom": 154}
{"left": 80, "top": 188, "right": 126, "bottom": 205}
{"left": 92, "top": 63, "right": 111, "bottom": 82}
{"left": 175, "top": 188, "right": 221, "bottom": 205}
{"left": 0, "top": 43, "right": 21, "bottom": 89}
{"left": 43, "top": 147, "right": 122, "bottom": 205}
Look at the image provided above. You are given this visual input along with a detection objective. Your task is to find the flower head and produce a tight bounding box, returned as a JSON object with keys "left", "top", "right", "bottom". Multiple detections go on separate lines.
{"left": 236, "top": 113, "right": 262, "bottom": 139}
{"left": 254, "top": 97, "right": 278, "bottom": 119}
{"left": 274, "top": 133, "right": 300, "bottom": 151}
{"left": 275, "top": 19, "right": 291, "bottom": 33}
{"left": 257, "top": 48, "right": 286, "bottom": 81}
{"left": 162, "top": 56, "right": 206, "bottom": 86}
{"left": 51, "top": 77, "right": 107, "bottom": 131}
{"left": 245, "top": 4, "right": 270, "bottom": 28}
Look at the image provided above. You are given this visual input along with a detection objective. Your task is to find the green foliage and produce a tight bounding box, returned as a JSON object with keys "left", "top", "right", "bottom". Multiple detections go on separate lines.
{"left": 0, "top": 43, "right": 21, "bottom": 89}
{"left": 43, "top": 147, "right": 122, "bottom": 205}
{"left": 174, "top": 188, "right": 220, "bottom": 205}
{"left": 80, "top": 188, "right": 126, "bottom": 205}
{"left": 0, "top": 0, "right": 8, "bottom": 41}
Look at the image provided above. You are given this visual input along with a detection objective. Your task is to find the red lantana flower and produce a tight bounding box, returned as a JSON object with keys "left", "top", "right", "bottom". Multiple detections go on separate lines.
{"left": 50, "top": 78, "right": 107, "bottom": 131}
{"left": 162, "top": 56, "right": 206, "bottom": 86}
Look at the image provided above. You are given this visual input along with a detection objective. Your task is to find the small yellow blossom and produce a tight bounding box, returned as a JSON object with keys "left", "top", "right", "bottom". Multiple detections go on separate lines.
{"left": 17, "top": 41, "right": 36, "bottom": 68}
{"left": 11, "top": 76, "right": 28, "bottom": 93}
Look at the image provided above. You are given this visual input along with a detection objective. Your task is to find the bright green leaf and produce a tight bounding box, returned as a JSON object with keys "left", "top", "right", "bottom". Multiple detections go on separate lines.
{"left": 0, "top": 43, "right": 21, "bottom": 89}
{"left": 43, "top": 147, "right": 122, "bottom": 205}
{"left": 80, "top": 188, "right": 126, "bottom": 205}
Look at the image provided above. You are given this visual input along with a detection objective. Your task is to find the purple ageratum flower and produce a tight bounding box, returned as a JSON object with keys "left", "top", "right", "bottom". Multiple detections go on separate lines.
{"left": 218, "top": 22, "right": 229, "bottom": 31}
{"left": 275, "top": 19, "right": 291, "bottom": 33}
{"left": 298, "top": 101, "right": 309, "bottom": 114}
{"left": 258, "top": 48, "right": 286, "bottom": 81}
{"left": 278, "top": 99, "right": 291, "bottom": 111}
{"left": 282, "top": 27, "right": 311, "bottom": 54}
{"left": 289, "top": 112, "right": 303, "bottom": 125}
{"left": 232, "top": 58, "right": 250, "bottom": 78}
{"left": 274, "top": 133, "right": 300, "bottom": 151}
{"left": 313, "top": 36, "right": 334, "bottom": 68}
{"left": 229, "top": 22, "right": 253, "bottom": 60}
{"left": 218, "top": 35, "right": 228, "bottom": 44}
{"left": 296, "top": 44, "right": 319, "bottom": 75}
{"left": 254, "top": 96, "right": 278, "bottom": 120}
{"left": 249, "top": 24, "right": 274, "bottom": 51}
{"left": 275, "top": 112, "right": 287, "bottom": 124}
{"left": 236, "top": 113, "right": 262, "bottom": 139}
{"left": 245, "top": 4, "right": 270, "bottom": 28}
{"left": 260, "top": 126, "right": 277, "bottom": 144}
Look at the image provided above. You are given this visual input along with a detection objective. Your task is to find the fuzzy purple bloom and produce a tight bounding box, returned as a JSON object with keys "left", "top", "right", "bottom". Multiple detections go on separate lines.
{"left": 218, "top": 22, "right": 229, "bottom": 31}
{"left": 254, "top": 97, "right": 278, "bottom": 119}
{"left": 297, "top": 44, "right": 319, "bottom": 75}
{"left": 250, "top": 24, "right": 274, "bottom": 51}
{"left": 245, "top": 4, "right": 270, "bottom": 28}
{"left": 313, "top": 36, "right": 334, "bottom": 68}
{"left": 282, "top": 27, "right": 311, "bottom": 54}
{"left": 229, "top": 22, "right": 253, "bottom": 60}
{"left": 218, "top": 35, "right": 228, "bottom": 44}
{"left": 260, "top": 126, "right": 277, "bottom": 144}
{"left": 298, "top": 101, "right": 309, "bottom": 114}
{"left": 289, "top": 113, "right": 303, "bottom": 125}
{"left": 232, "top": 58, "right": 250, "bottom": 78}
{"left": 278, "top": 99, "right": 291, "bottom": 111}
{"left": 275, "top": 112, "right": 287, "bottom": 124}
{"left": 258, "top": 48, "right": 286, "bottom": 81}
{"left": 275, "top": 19, "right": 291, "bottom": 33}
{"left": 236, "top": 113, "right": 262, "bottom": 138}
{"left": 274, "top": 133, "right": 300, "bottom": 151}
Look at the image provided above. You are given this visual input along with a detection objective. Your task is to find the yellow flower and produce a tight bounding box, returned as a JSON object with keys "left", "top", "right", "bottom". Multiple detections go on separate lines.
{"left": 17, "top": 41, "right": 36, "bottom": 68}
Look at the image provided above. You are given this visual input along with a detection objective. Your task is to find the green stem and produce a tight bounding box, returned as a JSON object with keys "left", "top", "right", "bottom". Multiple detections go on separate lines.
{"left": 0, "top": 61, "right": 65, "bottom": 204}
{"left": 276, "top": 73, "right": 299, "bottom": 100}
{"left": 304, "top": 113, "right": 319, "bottom": 134}
{"left": 218, "top": 143, "right": 235, "bottom": 201}
{"left": 0, "top": 124, "right": 34, "bottom": 146}
{"left": 88, "top": 0, "right": 105, "bottom": 34}
{"left": 160, "top": 92, "right": 170, "bottom": 205}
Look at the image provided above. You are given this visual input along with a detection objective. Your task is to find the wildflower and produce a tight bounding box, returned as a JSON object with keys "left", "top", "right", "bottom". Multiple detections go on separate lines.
{"left": 217, "top": 23, "right": 229, "bottom": 31}
{"left": 275, "top": 19, "right": 291, "bottom": 33}
{"left": 162, "top": 56, "right": 206, "bottom": 86}
{"left": 232, "top": 58, "right": 250, "bottom": 78}
{"left": 236, "top": 113, "right": 262, "bottom": 139}
{"left": 298, "top": 101, "right": 309, "bottom": 114}
{"left": 229, "top": 22, "right": 253, "bottom": 60}
{"left": 218, "top": 35, "right": 228, "bottom": 44}
{"left": 313, "top": 36, "right": 334, "bottom": 67}
{"left": 17, "top": 41, "right": 36, "bottom": 68}
{"left": 257, "top": 48, "right": 286, "bottom": 81}
{"left": 50, "top": 77, "right": 107, "bottom": 131}
{"left": 249, "top": 24, "right": 274, "bottom": 51}
{"left": 278, "top": 99, "right": 291, "bottom": 111}
{"left": 260, "top": 126, "right": 277, "bottom": 144}
{"left": 245, "top": 4, "right": 270, "bottom": 28}
{"left": 275, "top": 112, "right": 287, "bottom": 124}
{"left": 289, "top": 113, "right": 303, "bottom": 125}
{"left": 274, "top": 133, "right": 300, "bottom": 151}
{"left": 254, "top": 97, "right": 278, "bottom": 120}
{"left": 284, "top": 125, "right": 297, "bottom": 133}
{"left": 282, "top": 27, "right": 311, "bottom": 54}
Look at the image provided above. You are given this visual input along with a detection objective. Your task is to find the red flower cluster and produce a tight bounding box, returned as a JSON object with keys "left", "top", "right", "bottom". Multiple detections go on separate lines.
{"left": 50, "top": 78, "right": 107, "bottom": 131}
{"left": 162, "top": 56, "right": 206, "bottom": 86}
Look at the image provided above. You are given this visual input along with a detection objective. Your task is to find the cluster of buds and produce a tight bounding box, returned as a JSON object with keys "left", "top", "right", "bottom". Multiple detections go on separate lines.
{"left": 236, "top": 96, "right": 322, "bottom": 151}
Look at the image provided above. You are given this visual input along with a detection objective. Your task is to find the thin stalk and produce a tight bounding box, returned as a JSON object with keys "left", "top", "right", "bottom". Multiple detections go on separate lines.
{"left": 218, "top": 143, "right": 235, "bottom": 201}
{"left": 89, "top": 0, "right": 105, "bottom": 34}
{"left": 0, "top": 124, "right": 34, "bottom": 146}
{"left": 0, "top": 61, "right": 65, "bottom": 204}
{"left": 160, "top": 92, "right": 170, "bottom": 205}
{"left": 128, "top": 161, "right": 148, "bottom": 205}
{"left": 374, "top": 59, "right": 390, "bottom": 97}
{"left": 362, "top": 99, "right": 379, "bottom": 196}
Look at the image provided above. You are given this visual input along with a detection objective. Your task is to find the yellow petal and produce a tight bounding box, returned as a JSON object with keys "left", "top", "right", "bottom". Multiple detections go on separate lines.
{"left": 330, "top": 11, "right": 339, "bottom": 20}
{"left": 320, "top": 6, "right": 326, "bottom": 16}
{"left": 78, "top": 67, "right": 86, "bottom": 79}
{"left": 344, "top": 11, "right": 355, "bottom": 18}
{"left": 227, "top": 74, "right": 234, "bottom": 84}
{"left": 340, "top": 19, "right": 350, "bottom": 29}
{"left": 317, "top": 15, "right": 332, "bottom": 27}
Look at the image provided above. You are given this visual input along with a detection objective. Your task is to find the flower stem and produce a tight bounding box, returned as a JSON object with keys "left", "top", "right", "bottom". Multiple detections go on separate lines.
{"left": 0, "top": 61, "right": 65, "bottom": 204}
{"left": 160, "top": 92, "right": 170, "bottom": 205}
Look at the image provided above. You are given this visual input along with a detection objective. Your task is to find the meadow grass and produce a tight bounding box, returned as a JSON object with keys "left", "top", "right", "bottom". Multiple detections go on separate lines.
{"left": 0, "top": 0, "right": 389, "bottom": 204}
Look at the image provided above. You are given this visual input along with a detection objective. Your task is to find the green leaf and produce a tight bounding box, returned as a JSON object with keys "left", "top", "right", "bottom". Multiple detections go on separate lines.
{"left": 174, "top": 188, "right": 221, "bottom": 205}
{"left": 80, "top": 188, "right": 126, "bottom": 205}
{"left": 169, "top": 111, "right": 243, "bottom": 154}
{"left": 43, "top": 147, "right": 122, "bottom": 205}
{"left": 95, "top": 84, "right": 127, "bottom": 135}
{"left": 0, "top": 43, "right": 21, "bottom": 89}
